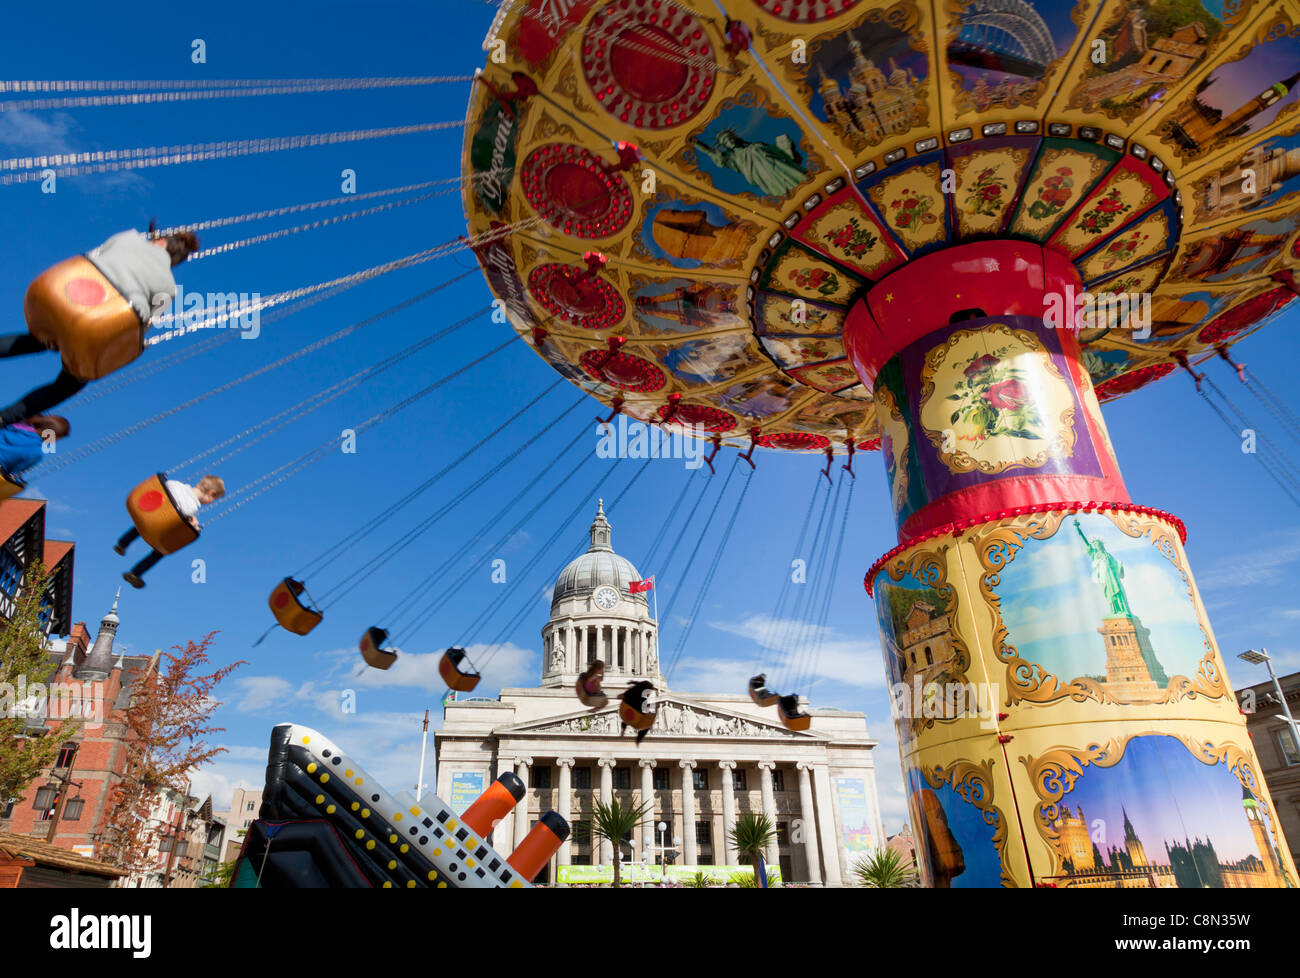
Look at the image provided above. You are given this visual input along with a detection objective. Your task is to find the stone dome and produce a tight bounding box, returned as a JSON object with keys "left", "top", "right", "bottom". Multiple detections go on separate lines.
{"left": 551, "top": 500, "right": 646, "bottom": 611}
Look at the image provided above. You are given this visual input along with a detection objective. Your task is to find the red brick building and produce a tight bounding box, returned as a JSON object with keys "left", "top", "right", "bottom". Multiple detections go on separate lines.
{"left": 1, "top": 591, "right": 158, "bottom": 862}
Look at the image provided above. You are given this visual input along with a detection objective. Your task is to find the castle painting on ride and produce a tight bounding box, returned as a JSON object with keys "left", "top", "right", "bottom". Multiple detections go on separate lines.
{"left": 802, "top": 4, "right": 929, "bottom": 148}
{"left": 990, "top": 512, "right": 1218, "bottom": 705}
{"left": 1031, "top": 734, "right": 1293, "bottom": 887}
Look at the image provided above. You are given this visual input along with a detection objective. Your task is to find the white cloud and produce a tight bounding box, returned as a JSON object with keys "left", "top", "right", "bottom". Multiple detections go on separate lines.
{"left": 1196, "top": 530, "right": 1300, "bottom": 590}
{"left": 233, "top": 675, "right": 294, "bottom": 712}
{"left": 0, "top": 110, "right": 147, "bottom": 193}
{"left": 700, "top": 614, "right": 886, "bottom": 689}
{"left": 189, "top": 752, "right": 267, "bottom": 812}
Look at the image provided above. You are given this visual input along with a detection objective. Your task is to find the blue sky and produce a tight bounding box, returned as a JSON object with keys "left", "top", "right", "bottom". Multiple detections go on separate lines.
{"left": 2, "top": 1, "right": 1298, "bottom": 838}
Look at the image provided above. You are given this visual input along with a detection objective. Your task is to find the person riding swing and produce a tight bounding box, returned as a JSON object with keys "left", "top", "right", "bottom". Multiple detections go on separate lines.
{"left": 0, "top": 225, "right": 199, "bottom": 423}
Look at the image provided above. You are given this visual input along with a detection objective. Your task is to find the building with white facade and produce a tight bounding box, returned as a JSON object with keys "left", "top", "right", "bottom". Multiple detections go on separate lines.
{"left": 436, "top": 501, "right": 884, "bottom": 885}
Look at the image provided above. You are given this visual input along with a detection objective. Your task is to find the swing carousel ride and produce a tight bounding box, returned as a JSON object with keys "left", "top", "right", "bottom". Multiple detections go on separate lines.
{"left": 6, "top": 0, "right": 1300, "bottom": 888}
{"left": 457, "top": 0, "right": 1300, "bottom": 888}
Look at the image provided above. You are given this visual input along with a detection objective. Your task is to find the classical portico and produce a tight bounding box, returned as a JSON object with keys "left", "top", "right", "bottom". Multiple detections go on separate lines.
{"left": 435, "top": 502, "right": 884, "bottom": 884}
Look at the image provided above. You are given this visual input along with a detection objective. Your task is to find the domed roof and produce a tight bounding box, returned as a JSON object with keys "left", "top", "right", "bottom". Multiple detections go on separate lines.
{"left": 551, "top": 500, "right": 645, "bottom": 611}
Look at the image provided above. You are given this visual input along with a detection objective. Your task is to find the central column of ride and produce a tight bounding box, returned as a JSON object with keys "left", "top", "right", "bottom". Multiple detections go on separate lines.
{"left": 844, "top": 241, "right": 1295, "bottom": 889}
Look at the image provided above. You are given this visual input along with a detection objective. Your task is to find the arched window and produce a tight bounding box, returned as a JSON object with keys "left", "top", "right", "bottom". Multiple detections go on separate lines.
{"left": 924, "top": 646, "right": 933, "bottom": 666}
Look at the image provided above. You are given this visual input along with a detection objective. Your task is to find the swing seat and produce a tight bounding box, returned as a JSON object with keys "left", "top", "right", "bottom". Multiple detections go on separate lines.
{"left": 125, "top": 473, "right": 199, "bottom": 555}
{"left": 619, "top": 701, "right": 655, "bottom": 731}
{"left": 777, "top": 695, "right": 811, "bottom": 731}
{"left": 748, "top": 674, "right": 779, "bottom": 707}
{"left": 0, "top": 469, "right": 26, "bottom": 501}
{"left": 360, "top": 626, "right": 398, "bottom": 670}
{"left": 24, "top": 255, "right": 146, "bottom": 381}
{"left": 575, "top": 679, "right": 608, "bottom": 710}
{"left": 268, "top": 577, "right": 322, "bottom": 636}
{"left": 440, "top": 647, "right": 480, "bottom": 692}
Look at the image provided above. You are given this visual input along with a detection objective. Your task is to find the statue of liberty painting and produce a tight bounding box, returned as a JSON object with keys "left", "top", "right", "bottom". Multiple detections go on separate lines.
{"left": 1074, "top": 520, "right": 1133, "bottom": 617}
{"left": 693, "top": 129, "right": 806, "bottom": 197}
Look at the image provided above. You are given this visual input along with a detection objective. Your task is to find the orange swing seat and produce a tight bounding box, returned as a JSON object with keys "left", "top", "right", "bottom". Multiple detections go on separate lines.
{"left": 748, "top": 674, "right": 779, "bottom": 707}
{"left": 618, "top": 701, "right": 655, "bottom": 731}
{"left": 439, "top": 647, "right": 481, "bottom": 692}
{"left": 125, "top": 473, "right": 200, "bottom": 555}
{"left": 360, "top": 626, "right": 398, "bottom": 670}
{"left": 268, "top": 577, "right": 323, "bottom": 636}
{"left": 24, "top": 255, "right": 146, "bottom": 381}
{"left": 576, "top": 680, "right": 609, "bottom": 710}
{"left": 777, "top": 694, "right": 811, "bottom": 732}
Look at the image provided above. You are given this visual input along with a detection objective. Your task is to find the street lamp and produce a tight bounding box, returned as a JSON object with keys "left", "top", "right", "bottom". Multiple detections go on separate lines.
{"left": 1238, "top": 649, "right": 1299, "bottom": 748}
{"left": 657, "top": 821, "right": 667, "bottom": 881}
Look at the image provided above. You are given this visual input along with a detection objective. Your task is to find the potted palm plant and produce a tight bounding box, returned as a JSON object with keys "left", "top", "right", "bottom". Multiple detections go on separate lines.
{"left": 728, "top": 811, "right": 777, "bottom": 888}
{"left": 586, "top": 796, "right": 654, "bottom": 888}
{"left": 853, "top": 847, "right": 918, "bottom": 888}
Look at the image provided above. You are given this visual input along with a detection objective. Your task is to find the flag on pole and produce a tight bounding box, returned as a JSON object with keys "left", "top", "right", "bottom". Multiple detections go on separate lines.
{"left": 629, "top": 579, "right": 654, "bottom": 594}
{"left": 442, "top": 688, "right": 457, "bottom": 706}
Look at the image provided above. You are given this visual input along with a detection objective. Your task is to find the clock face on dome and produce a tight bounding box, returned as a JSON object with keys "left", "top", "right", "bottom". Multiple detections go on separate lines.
{"left": 594, "top": 586, "right": 619, "bottom": 610}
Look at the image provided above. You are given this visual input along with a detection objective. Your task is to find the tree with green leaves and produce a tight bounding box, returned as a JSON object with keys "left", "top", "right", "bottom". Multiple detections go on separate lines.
{"left": 728, "top": 811, "right": 777, "bottom": 888}
{"left": 853, "top": 847, "right": 918, "bottom": 888}
{"left": 0, "top": 562, "right": 79, "bottom": 812}
{"left": 575, "top": 796, "right": 654, "bottom": 887}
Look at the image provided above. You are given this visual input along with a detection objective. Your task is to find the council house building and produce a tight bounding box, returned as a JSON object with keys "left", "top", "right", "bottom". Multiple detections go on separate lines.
{"left": 436, "top": 501, "right": 884, "bottom": 885}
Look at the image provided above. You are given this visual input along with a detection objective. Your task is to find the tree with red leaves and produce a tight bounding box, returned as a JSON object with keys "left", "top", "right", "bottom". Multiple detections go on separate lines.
{"left": 99, "top": 633, "right": 243, "bottom": 878}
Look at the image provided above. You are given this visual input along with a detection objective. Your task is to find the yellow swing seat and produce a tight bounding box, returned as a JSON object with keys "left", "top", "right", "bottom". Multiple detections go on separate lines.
{"left": 125, "top": 473, "right": 199, "bottom": 555}
{"left": 440, "top": 647, "right": 481, "bottom": 692}
{"left": 0, "top": 470, "right": 26, "bottom": 501}
{"left": 268, "top": 578, "right": 323, "bottom": 636}
{"left": 24, "top": 255, "right": 146, "bottom": 381}
{"left": 360, "top": 626, "right": 398, "bottom": 670}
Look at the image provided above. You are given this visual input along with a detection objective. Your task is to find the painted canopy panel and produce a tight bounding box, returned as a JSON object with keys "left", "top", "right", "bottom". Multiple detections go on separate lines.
{"left": 464, "top": 0, "right": 1300, "bottom": 450}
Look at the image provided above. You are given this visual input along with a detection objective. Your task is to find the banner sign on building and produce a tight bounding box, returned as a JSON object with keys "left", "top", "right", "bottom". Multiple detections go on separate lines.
{"left": 448, "top": 771, "right": 486, "bottom": 816}
{"left": 557, "top": 864, "right": 777, "bottom": 885}
{"left": 835, "top": 776, "right": 875, "bottom": 861}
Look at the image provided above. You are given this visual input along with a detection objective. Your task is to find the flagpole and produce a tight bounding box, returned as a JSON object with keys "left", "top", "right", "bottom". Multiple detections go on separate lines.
{"left": 652, "top": 575, "right": 659, "bottom": 681}
{"left": 416, "top": 709, "right": 430, "bottom": 802}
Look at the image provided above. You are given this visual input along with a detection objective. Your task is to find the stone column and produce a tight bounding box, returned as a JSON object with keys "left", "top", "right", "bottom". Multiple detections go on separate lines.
{"left": 597, "top": 756, "right": 615, "bottom": 864}
{"left": 486, "top": 757, "right": 509, "bottom": 852}
{"left": 796, "top": 762, "right": 823, "bottom": 885}
{"left": 638, "top": 758, "right": 655, "bottom": 861}
{"left": 718, "top": 760, "right": 737, "bottom": 864}
{"left": 757, "top": 761, "right": 779, "bottom": 868}
{"left": 679, "top": 760, "right": 697, "bottom": 866}
{"left": 512, "top": 756, "right": 531, "bottom": 847}
{"left": 556, "top": 757, "right": 574, "bottom": 867}
{"left": 811, "top": 765, "right": 843, "bottom": 885}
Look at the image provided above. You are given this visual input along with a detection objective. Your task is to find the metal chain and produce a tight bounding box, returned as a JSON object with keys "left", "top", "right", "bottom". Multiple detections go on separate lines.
{"left": 336, "top": 407, "right": 592, "bottom": 616}
{"left": 0, "top": 76, "right": 475, "bottom": 113}
{"left": 0, "top": 121, "right": 464, "bottom": 185}
{"left": 146, "top": 214, "right": 540, "bottom": 341}
{"left": 0, "top": 76, "right": 473, "bottom": 93}
{"left": 297, "top": 382, "right": 568, "bottom": 580}
{"left": 188, "top": 187, "right": 457, "bottom": 261}
{"left": 152, "top": 176, "right": 481, "bottom": 237}
{"left": 28, "top": 280, "right": 478, "bottom": 477}
{"left": 167, "top": 300, "right": 484, "bottom": 473}
{"left": 476, "top": 457, "right": 652, "bottom": 665}
{"left": 205, "top": 335, "right": 516, "bottom": 523}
